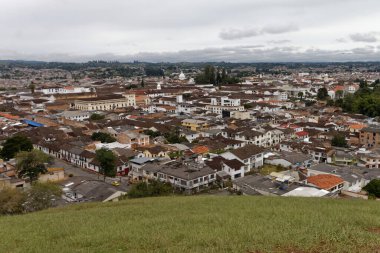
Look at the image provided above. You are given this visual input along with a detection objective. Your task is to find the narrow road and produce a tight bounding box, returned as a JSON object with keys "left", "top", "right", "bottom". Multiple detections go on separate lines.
{"left": 51, "top": 158, "right": 130, "bottom": 191}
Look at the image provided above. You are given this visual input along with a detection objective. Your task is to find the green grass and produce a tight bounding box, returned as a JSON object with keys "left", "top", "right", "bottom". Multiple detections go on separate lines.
{"left": 1, "top": 196, "right": 380, "bottom": 253}
{"left": 259, "top": 164, "right": 287, "bottom": 175}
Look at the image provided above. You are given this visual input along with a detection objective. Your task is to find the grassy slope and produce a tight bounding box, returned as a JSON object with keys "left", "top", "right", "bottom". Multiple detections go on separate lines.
{"left": 1, "top": 196, "right": 380, "bottom": 253}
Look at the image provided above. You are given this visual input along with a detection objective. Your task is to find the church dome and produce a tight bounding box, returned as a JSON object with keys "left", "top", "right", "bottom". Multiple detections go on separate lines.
{"left": 179, "top": 71, "right": 186, "bottom": 81}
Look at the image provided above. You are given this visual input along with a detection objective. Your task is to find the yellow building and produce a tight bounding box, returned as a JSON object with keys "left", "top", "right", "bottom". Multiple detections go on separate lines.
{"left": 73, "top": 94, "right": 136, "bottom": 111}
{"left": 39, "top": 168, "right": 65, "bottom": 182}
{"left": 181, "top": 119, "right": 209, "bottom": 131}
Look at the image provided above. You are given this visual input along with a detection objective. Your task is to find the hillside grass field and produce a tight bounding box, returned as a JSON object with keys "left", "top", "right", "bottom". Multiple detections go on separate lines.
{"left": 1, "top": 196, "right": 380, "bottom": 253}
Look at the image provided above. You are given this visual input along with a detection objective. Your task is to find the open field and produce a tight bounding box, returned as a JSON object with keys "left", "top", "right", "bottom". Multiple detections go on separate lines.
{"left": 1, "top": 196, "right": 380, "bottom": 253}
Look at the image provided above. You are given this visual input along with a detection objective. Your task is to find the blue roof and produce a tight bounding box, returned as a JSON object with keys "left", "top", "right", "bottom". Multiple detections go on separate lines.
{"left": 22, "top": 119, "right": 44, "bottom": 127}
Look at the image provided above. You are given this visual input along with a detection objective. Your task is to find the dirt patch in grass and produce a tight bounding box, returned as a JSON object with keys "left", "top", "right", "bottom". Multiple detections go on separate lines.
{"left": 367, "top": 227, "right": 380, "bottom": 234}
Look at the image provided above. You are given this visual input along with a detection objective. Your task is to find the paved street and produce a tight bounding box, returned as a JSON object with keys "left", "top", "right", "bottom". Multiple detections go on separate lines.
{"left": 51, "top": 158, "right": 130, "bottom": 191}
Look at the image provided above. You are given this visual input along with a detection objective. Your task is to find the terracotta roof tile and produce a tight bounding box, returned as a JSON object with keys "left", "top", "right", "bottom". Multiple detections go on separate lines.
{"left": 307, "top": 174, "right": 344, "bottom": 190}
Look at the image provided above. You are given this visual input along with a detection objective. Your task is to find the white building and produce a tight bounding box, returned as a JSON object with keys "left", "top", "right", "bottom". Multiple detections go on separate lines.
{"left": 61, "top": 111, "right": 91, "bottom": 121}
{"left": 73, "top": 94, "right": 136, "bottom": 111}
{"left": 221, "top": 145, "right": 265, "bottom": 171}
{"left": 205, "top": 97, "right": 244, "bottom": 114}
{"left": 41, "top": 86, "right": 93, "bottom": 95}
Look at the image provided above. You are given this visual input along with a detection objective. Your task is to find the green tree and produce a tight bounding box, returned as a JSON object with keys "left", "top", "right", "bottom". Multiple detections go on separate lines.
{"left": 359, "top": 79, "right": 368, "bottom": 89}
{"left": 91, "top": 132, "right": 116, "bottom": 143}
{"left": 305, "top": 100, "right": 316, "bottom": 107}
{"left": 317, "top": 87, "right": 329, "bottom": 100}
{"left": 168, "top": 151, "right": 183, "bottom": 159}
{"left": 28, "top": 83, "right": 36, "bottom": 94}
{"left": 15, "top": 149, "right": 53, "bottom": 183}
{"left": 23, "top": 182, "right": 62, "bottom": 212}
{"left": 363, "top": 179, "right": 380, "bottom": 198}
{"left": 243, "top": 104, "right": 252, "bottom": 109}
{"left": 221, "top": 68, "right": 227, "bottom": 84}
{"left": 335, "top": 90, "right": 344, "bottom": 100}
{"left": 128, "top": 180, "right": 173, "bottom": 198}
{"left": 95, "top": 148, "right": 117, "bottom": 181}
{"left": 326, "top": 99, "right": 335, "bottom": 106}
{"left": 338, "top": 85, "right": 380, "bottom": 117}
{"left": 331, "top": 134, "right": 348, "bottom": 148}
{"left": 89, "top": 113, "right": 105, "bottom": 121}
{"left": 216, "top": 69, "right": 222, "bottom": 86}
{"left": 143, "top": 130, "right": 161, "bottom": 138}
{"left": 297, "top": 92, "right": 303, "bottom": 100}
{"left": 195, "top": 65, "right": 216, "bottom": 85}
{"left": 0, "top": 135, "right": 33, "bottom": 161}
{"left": 141, "top": 78, "right": 145, "bottom": 87}
{"left": 164, "top": 127, "right": 188, "bottom": 144}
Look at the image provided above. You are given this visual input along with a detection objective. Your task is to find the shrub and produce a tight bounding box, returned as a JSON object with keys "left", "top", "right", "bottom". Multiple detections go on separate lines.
{"left": 363, "top": 179, "right": 380, "bottom": 198}
{"left": 23, "top": 182, "right": 62, "bottom": 212}
{"left": 128, "top": 180, "right": 173, "bottom": 199}
{"left": 0, "top": 188, "right": 26, "bottom": 215}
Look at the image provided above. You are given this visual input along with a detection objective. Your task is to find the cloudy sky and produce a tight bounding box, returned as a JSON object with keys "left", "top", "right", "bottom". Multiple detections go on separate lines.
{"left": 1, "top": 0, "right": 380, "bottom": 62}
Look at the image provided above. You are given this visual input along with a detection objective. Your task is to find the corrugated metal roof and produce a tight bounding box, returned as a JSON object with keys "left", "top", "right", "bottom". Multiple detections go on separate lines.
{"left": 22, "top": 119, "right": 44, "bottom": 127}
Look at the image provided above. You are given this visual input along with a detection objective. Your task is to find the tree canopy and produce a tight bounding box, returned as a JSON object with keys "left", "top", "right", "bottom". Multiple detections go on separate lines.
{"left": 317, "top": 87, "right": 329, "bottom": 100}
{"left": 89, "top": 113, "right": 105, "bottom": 121}
{"left": 0, "top": 135, "right": 33, "bottom": 161}
{"left": 91, "top": 132, "right": 116, "bottom": 143}
{"left": 331, "top": 134, "right": 348, "bottom": 148}
{"left": 164, "top": 127, "right": 188, "bottom": 144}
{"left": 363, "top": 179, "right": 380, "bottom": 198}
{"left": 145, "top": 66, "right": 164, "bottom": 77}
{"left": 127, "top": 180, "right": 173, "bottom": 198}
{"left": 15, "top": 149, "right": 52, "bottom": 183}
{"left": 95, "top": 148, "right": 117, "bottom": 181}
{"left": 195, "top": 65, "right": 240, "bottom": 85}
{"left": 0, "top": 182, "right": 61, "bottom": 215}
{"left": 334, "top": 83, "right": 380, "bottom": 117}
{"left": 23, "top": 182, "right": 62, "bottom": 212}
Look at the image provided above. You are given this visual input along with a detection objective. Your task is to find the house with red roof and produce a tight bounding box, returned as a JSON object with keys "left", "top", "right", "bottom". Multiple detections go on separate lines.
{"left": 306, "top": 174, "right": 344, "bottom": 193}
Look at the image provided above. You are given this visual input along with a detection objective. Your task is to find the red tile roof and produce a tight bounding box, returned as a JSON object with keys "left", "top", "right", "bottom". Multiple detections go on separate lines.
{"left": 295, "top": 131, "right": 309, "bottom": 137}
{"left": 191, "top": 145, "right": 210, "bottom": 154}
{"left": 307, "top": 174, "right": 344, "bottom": 190}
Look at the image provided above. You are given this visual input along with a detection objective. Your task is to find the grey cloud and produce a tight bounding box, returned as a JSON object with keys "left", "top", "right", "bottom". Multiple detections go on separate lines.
{"left": 268, "top": 40, "right": 291, "bottom": 44}
{"left": 219, "top": 25, "right": 299, "bottom": 40}
{"left": 351, "top": 46, "right": 376, "bottom": 54}
{"left": 336, "top": 38, "right": 347, "bottom": 43}
{"left": 1, "top": 0, "right": 380, "bottom": 60}
{"left": 350, "top": 32, "right": 379, "bottom": 43}
{"left": 1, "top": 45, "right": 379, "bottom": 63}
{"left": 219, "top": 28, "right": 260, "bottom": 40}
{"left": 261, "top": 24, "right": 298, "bottom": 34}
